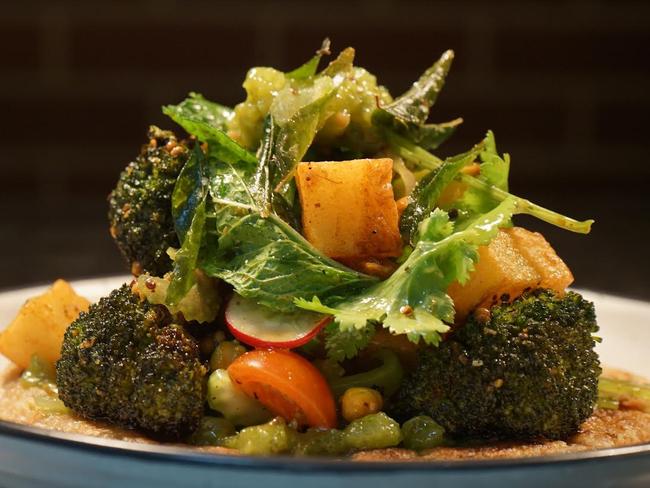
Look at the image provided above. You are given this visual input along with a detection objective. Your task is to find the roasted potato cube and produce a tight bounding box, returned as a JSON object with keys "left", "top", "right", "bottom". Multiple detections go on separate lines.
{"left": 0, "top": 280, "right": 89, "bottom": 368}
{"left": 505, "top": 227, "right": 574, "bottom": 292}
{"left": 447, "top": 230, "right": 541, "bottom": 321}
{"left": 296, "top": 159, "right": 402, "bottom": 259}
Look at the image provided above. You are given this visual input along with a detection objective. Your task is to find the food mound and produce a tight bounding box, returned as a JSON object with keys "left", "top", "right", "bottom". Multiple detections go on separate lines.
{"left": 1, "top": 40, "right": 649, "bottom": 458}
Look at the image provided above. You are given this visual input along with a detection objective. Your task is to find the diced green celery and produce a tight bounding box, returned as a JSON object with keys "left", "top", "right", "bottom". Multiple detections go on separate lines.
{"left": 222, "top": 418, "right": 296, "bottom": 455}
{"left": 20, "top": 354, "right": 57, "bottom": 394}
{"left": 401, "top": 416, "right": 445, "bottom": 450}
{"left": 33, "top": 395, "right": 70, "bottom": 415}
{"left": 343, "top": 412, "right": 402, "bottom": 450}
{"left": 186, "top": 417, "right": 236, "bottom": 446}
{"left": 293, "top": 429, "right": 349, "bottom": 456}
{"left": 206, "top": 369, "right": 272, "bottom": 426}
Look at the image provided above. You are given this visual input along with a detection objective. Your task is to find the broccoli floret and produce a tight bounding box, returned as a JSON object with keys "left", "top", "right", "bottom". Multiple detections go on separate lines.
{"left": 56, "top": 284, "right": 207, "bottom": 438}
{"left": 108, "top": 126, "right": 188, "bottom": 276}
{"left": 391, "top": 290, "right": 601, "bottom": 441}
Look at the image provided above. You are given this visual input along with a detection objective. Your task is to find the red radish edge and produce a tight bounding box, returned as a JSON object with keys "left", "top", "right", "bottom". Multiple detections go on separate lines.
{"left": 225, "top": 296, "right": 332, "bottom": 349}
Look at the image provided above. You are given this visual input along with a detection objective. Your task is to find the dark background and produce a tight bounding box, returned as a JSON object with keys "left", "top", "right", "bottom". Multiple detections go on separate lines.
{"left": 1, "top": 0, "right": 649, "bottom": 299}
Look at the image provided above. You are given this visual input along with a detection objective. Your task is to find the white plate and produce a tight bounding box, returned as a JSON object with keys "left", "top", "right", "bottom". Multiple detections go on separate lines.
{"left": 0, "top": 277, "right": 649, "bottom": 488}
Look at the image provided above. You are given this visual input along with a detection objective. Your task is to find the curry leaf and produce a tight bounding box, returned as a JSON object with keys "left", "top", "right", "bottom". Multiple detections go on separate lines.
{"left": 167, "top": 196, "right": 208, "bottom": 307}
{"left": 376, "top": 50, "right": 454, "bottom": 126}
{"left": 286, "top": 38, "right": 331, "bottom": 80}
{"left": 172, "top": 144, "right": 208, "bottom": 243}
{"left": 165, "top": 92, "right": 233, "bottom": 131}
{"left": 163, "top": 100, "right": 256, "bottom": 166}
{"left": 393, "top": 118, "right": 463, "bottom": 151}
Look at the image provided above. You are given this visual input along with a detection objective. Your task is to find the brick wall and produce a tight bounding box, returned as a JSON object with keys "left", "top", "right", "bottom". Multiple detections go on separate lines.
{"left": 1, "top": 0, "right": 649, "bottom": 298}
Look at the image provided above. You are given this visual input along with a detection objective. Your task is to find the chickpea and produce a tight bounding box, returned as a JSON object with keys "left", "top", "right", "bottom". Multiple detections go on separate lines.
{"left": 209, "top": 341, "right": 247, "bottom": 371}
{"left": 341, "top": 387, "right": 383, "bottom": 422}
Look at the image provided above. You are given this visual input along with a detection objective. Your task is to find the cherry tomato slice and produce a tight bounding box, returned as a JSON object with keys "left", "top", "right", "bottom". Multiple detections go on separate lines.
{"left": 227, "top": 349, "right": 337, "bottom": 429}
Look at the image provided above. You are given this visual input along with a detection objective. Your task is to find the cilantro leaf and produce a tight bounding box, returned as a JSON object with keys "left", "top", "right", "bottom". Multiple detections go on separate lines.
{"left": 400, "top": 141, "right": 485, "bottom": 244}
{"left": 323, "top": 321, "right": 376, "bottom": 362}
{"left": 296, "top": 198, "right": 518, "bottom": 346}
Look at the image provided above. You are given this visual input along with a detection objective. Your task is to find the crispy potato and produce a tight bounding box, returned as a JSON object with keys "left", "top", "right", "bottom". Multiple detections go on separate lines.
{"left": 448, "top": 230, "right": 540, "bottom": 321}
{"left": 448, "top": 228, "right": 574, "bottom": 321}
{"left": 0, "top": 280, "right": 90, "bottom": 368}
{"left": 504, "top": 227, "right": 574, "bottom": 292}
{"left": 296, "top": 159, "right": 402, "bottom": 259}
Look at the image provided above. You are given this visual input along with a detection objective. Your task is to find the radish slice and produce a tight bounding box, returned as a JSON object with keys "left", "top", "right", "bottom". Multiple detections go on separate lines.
{"left": 225, "top": 295, "right": 332, "bottom": 349}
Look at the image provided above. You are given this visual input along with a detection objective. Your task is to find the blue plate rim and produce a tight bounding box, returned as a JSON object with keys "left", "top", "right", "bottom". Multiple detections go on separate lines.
{"left": 2, "top": 418, "right": 650, "bottom": 473}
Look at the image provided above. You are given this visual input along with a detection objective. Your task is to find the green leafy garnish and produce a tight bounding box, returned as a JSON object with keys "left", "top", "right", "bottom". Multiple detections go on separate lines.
{"left": 372, "top": 50, "right": 461, "bottom": 151}
{"left": 388, "top": 130, "right": 593, "bottom": 234}
{"left": 268, "top": 78, "right": 337, "bottom": 199}
{"left": 172, "top": 144, "right": 209, "bottom": 243}
{"left": 297, "top": 198, "right": 517, "bottom": 347}
{"left": 163, "top": 92, "right": 233, "bottom": 132}
{"left": 166, "top": 196, "right": 208, "bottom": 306}
{"left": 159, "top": 43, "right": 595, "bottom": 365}
{"left": 400, "top": 141, "right": 485, "bottom": 244}
{"left": 377, "top": 50, "right": 454, "bottom": 126}
{"left": 286, "top": 38, "right": 330, "bottom": 80}
{"left": 202, "top": 213, "right": 377, "bottom": 312}
{"left": 322, "top": 321, "right": 377, "bottom": 362}
{"left": 163, "top": 98, "right": 256, "bottom": 166}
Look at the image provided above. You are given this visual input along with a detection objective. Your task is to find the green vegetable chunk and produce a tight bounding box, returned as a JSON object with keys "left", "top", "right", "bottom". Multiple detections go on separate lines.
{"left": 223, "top": 418, "right": 296, "bottom": 455}
{"left": 598, "top": 377, "right": 650, "bottom": 412}
{"left": 134, "top": 273, "right": 221, "bottom": 324}
{"left": 391, "top": 290, "right": 601, "bottom": 441}
{"left": 56, "top": 284, "right": 206, "bottom": 438}
{"left": 221, "top": 413, "right": 403, "bottom": 456}
{"left": 207, "top": 369, "right": 272, "bottom": 427}
{"left": 21, "top": 355, "right": 70, "bottom": 414}
{"left": 343, "top": 412, "right": 402, "bottom": 450}
{"left": 108, "top": 127, "right": 188, "bottom": 276}
{"left": 293, "top": 429, "right": 349, "bottom": 456}
{"left": 329, "top": 349, "right": 404, "bottom": 398}
{"left": 20, "top": 354, "right": 56, "bottom": 392}
{"left": 187, "top": 417, "right": 236, "bottom": 446}
{"left": 401, "top": 416, "right": 445, "bottom": 450}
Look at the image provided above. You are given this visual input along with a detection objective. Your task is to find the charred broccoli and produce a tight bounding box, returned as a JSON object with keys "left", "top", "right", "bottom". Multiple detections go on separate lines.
{"left": 56, "top": 284, "right": 207, "bottom": 438}
{"left": 391, "top": 290, "right": 601, "bottom": 441}
{"left": 108, "top": 126, "right": 188, "bottom": 276}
